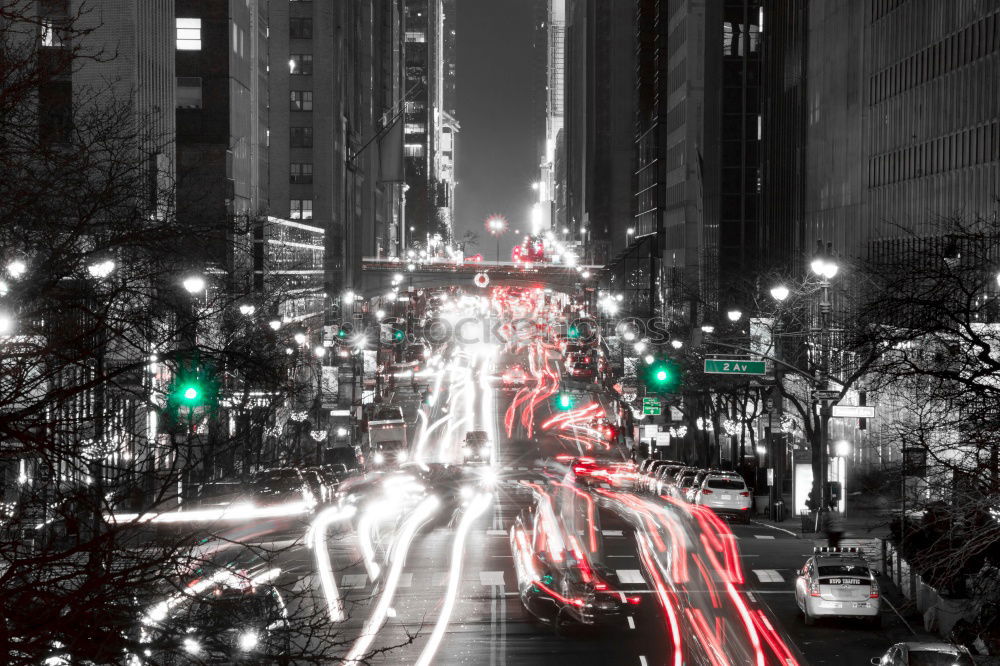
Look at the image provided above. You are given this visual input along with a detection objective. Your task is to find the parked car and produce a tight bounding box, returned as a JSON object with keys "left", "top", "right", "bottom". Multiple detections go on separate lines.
{"left": 794, "top": 546, "right": 881, "bottom": 627}
{"left": 671, "top": 467, "right": 701, "bottom": 501}
{"left": 565, "top": 352, "right": 597, "bottom": 380}
{"left": 693, "top": 473, "right": 752, "bottom": 522}
{"left": 246, "top": 468, "right": 316, "bottom": 510}
{"left": 638, "top": 459, "right": 683, "bottom": 493}
{"left": 871, "top": 642, "right": 975, "bottom": 665}
{"left": 652, "top": 463, "right": 686, "bottom": 496}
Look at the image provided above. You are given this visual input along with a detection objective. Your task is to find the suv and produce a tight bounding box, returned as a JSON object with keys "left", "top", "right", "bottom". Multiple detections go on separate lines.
{"left": 639, "top": 459, "right": 683, "bottom": 493}
{"left": 688, "top": 469, "right": 728, "bottom": 502}
{"left": 652, "top": 463, "right": 685, "bottom": 496}
{"left": 693, "top": 473, "right": 752, "bottom": 522}
{"left": 463, "top": 430, "right": 491, "bottom": 464}
{"left": 795, "top": 547, "right": 881, "bottom": 627}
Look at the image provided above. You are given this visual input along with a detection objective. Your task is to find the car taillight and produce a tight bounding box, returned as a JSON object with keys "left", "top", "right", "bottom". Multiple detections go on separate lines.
{"left": 594, "top": 582, "right": 608, "bottom": 590}
{"left": 701, "top": 489, "right": 712, "bottom": 494}
{"left": 869, "top": 580, "right": 880, "bottom": 598}
{"left": 740, "top": 491, "right": 750, "bottom": 497}
{"left": 809, "top": 580, "right": 821, "bottom": 597}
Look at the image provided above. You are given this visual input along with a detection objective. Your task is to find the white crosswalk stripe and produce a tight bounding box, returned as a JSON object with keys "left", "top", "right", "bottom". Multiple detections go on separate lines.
{"left": 480, "top": 570, "right": 505, "bottom": 586}
{"left": 616, "top": 569, "right": 645, "bottom": 584}
{"left": 486, "top": 529, "right": 506, "bottom": 536}
{"left": 342, "top": 574, "right": 368, "bottom": 588}
{"left": 754, "top": 535, "right": 776, "bottom": 540}
{"left": 753, "top": 569, "right": 784, "bottom": 583}
{"left": 603, "top": 529, "right": 624, "bottom": 537}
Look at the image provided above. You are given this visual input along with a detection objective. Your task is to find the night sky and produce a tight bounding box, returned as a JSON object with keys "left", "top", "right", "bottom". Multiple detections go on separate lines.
{"left": 455, "top": 0, "right": 539, "bottom": 260}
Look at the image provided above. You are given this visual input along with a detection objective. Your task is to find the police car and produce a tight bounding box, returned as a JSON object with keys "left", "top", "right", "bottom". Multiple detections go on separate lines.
{"left": 794, "top": 546, "right": 881, "bottom": 626}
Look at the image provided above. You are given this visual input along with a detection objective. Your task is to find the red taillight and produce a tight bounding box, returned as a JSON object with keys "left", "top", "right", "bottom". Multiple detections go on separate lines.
{"left": 740, "top": 491, "right": 750, "bottom": 497}
{"left": 628, "top": 596, "right": 641, "bottom": 604}
{"left": 870, "top": 580, "right": 880, "bottom": 598}
{"left": 701, "top": 489, "right": 713, "bottom": 494}
{"left": 594, "top": 582, "right": 608, "bottom": 590}
{"left": 809, "top": 580, "right": 821, "bottom": 597}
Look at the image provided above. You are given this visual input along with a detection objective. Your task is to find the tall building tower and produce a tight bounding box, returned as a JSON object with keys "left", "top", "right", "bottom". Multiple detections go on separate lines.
{"left": 537, "top": 0, "right": 565, "bottom": 233}
{"left": 404, "top": 0, "right": 457, "bottom": 247}
{"left": 175, "top": 0, "right": 269, "bottom": 290}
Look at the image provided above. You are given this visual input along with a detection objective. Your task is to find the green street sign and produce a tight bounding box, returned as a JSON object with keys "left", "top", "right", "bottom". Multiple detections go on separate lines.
{"left": 642, "top": 397, "right": 661, "bottom": 416}
{"left": 704, "top": 359, "right": 767, "bottom": 375}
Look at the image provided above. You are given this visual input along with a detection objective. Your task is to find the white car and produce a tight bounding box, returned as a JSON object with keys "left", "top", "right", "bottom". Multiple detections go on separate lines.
{"left": 794, "top": 547, "right": 881, "bottom": 626}
{"left": 693, "top": 474, "right": 752, "bottom": 522}
{"left": 870, "top": 642, "right": 974, "bottom": 665}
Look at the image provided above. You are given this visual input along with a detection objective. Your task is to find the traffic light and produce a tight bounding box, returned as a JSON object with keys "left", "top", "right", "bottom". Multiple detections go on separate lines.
{"left": 567, "top": 324, "right": 580, "bottom": 340}
{"left": 335, "top": 322, "right": 353, "bottom": 343}
{"left": 642, "top": 358, "right": 680, "bottom": 394}
{"left": 167, "top": 355, "right": 219, "bottom": 419}
{"left": 555, "top": 392, "right": 575, "bottom": 410}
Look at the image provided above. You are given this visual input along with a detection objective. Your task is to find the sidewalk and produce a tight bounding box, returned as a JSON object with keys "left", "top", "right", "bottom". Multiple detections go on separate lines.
{"left": 757, "top": 494, "right": 893, "bottom": 540}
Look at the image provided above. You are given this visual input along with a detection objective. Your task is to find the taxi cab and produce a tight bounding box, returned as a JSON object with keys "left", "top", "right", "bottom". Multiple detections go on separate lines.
{"left": 794, "top": 546, "right": 881, "bottom": 627}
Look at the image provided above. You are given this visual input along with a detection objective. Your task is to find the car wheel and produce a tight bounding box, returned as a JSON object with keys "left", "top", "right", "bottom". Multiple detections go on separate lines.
{"left": 803, "top": 607, "right": 815, "bottom": 626}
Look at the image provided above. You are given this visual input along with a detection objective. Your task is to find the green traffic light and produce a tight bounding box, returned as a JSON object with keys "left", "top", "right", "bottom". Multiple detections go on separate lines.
{"left": 567, "top": 325, "right": 579, "bottom": 339}
{"left": 655, "top": 369, "right": 668, "bottom": 382}
{"left": 393, "top": 329, "right": 405, "bottom": 341}
{"left": 556, "top": 393, "right": 574, "bottom": 410}
{"left": 337, "top": 328, "right": 348, "bottom": 339}
{"left": 183, "top": 386, "right": 199, "bottom": 400}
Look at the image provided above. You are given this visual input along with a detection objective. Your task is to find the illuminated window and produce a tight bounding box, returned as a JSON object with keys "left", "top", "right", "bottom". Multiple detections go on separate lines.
{"left": 404, "top": 144, "right": 425, "bottom": 158}
{"left": 176, "top": 77, "right": 202, "bottom": 109}
{"left": 176, "top": 18, "right": 202, "bottom": 51}
{"left": 289, "top": 54, "right": 313, "bottom": 75}
{"left": 290, "top": 199, "right": 313, "bottom": 220}
{"left": 405, "top": 31, "right": 426, "bottom": 43}
{"left": 405, "top": 123, "right": 426, "bottom": 135}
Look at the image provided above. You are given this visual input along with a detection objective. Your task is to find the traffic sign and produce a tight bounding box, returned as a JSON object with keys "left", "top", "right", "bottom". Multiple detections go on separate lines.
{"left": 642, "top": 397, "right": 661, "bottom": 416}
{"left": 704, "top": 359, "right": 767, "bottom": 375}
{"left": 474, "top": 272, "right": 490, "bottom": 288}
{"left": 831, "top": 405, "right": 876, "bottom": 418}
{"left": 814, "top": 390, "right": 840, "bottom": 401}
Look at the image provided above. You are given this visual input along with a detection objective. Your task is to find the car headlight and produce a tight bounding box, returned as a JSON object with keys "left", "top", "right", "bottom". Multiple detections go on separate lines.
{"left": 373, "top": 452, "right": 385, "bottom": 465}
{"left": 182, "top": 638, "right": 201, "bottom": 654}
{"left": 238, "top": 631, "right": 259, "bottom": 652}
{"left": 397, "top": 450, "right": 408, "bottom": 463}
{"left": 462, "top": 446, "right": 473, "bottom": 458}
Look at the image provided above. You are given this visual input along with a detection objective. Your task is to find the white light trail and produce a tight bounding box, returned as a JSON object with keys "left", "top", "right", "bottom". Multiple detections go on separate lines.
{"left": 414, "top": 492, "right": 492, "bottom": 666}
{"left": 107, "top": 500, "right": 312, "bottom": 525}
{"left": 308, "top": 505, "right": 357, "bottom": 622}
{"left": 344, "top": 495, "right": 440, "bottom": 666}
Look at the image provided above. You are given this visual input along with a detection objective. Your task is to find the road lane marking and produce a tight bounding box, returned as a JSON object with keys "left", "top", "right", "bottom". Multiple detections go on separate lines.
{"left": 616, "top": 569, "right": 645, "bottom": 584}
{"left": 342, "top": 574, "right": 368, "bottom": 589}
{"left": 749, "top": 519, "right": 798, "bottom": 537}
{"left": 627, "top": 616, "right": 636, "bottom": 629}
{"left": 753, "top": 569, "right": 785, "bottom": 583}
{"left": 603, "top": 529, "right": 624, "bottom": 536}
{"left": 754, "top": 535, "right": 776, "bottom": 540}
{"left": 639, "top": 656, "right": 648, "bottom": 666}
{"left": 481, "top": 570, "right": 505, "bottom": 586}
{"left": 487, "top": 529, "right": 506, "bottom": 536}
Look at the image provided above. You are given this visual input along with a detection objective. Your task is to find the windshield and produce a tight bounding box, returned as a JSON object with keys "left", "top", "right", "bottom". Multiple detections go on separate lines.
{"left": 908, "top": 651, "right": 974, "bottom": 666}
{"left": 707, "top": 479, "right": 746, "bottom": 490}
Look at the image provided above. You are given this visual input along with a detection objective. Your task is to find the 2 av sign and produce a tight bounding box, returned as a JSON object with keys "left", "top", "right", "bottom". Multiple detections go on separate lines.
{"left": 703, "top": 359, "right": 767, "bottom": 376}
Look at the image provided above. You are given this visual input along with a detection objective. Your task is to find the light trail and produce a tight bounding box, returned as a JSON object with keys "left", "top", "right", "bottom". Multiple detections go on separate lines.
{"left": 414, "top": 492, "right": 493, "bottom": 666}
{"left": 308, "top": 504, "right": 358, "bottom": 622}
{"left": 107, "top": 499, "right": 313, "bottom": 525}
{"left": 343, "top": 494, "right": 440, "bottom": 666}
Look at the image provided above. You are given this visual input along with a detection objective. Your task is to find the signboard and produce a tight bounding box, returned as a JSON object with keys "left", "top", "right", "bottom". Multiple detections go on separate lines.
{"left": 642, "top": 397, "right": 661, "bottom": 416}
{"left": 831, "top": 405, "right": 876, "bottom": 419}
{"left": 474, "top": 272, "right": 490, "bottom": 288}
{"left": 704, "top": 359, "right": 767, "bottom": 375}
{"left": 814, "top": 390, "right": 840, "bottom": 401}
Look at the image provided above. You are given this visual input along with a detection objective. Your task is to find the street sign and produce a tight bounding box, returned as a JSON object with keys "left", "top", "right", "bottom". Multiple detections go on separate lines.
{"left": 642, "top": 397, "right": 661, "bottom": 416}
{"left": 831, "top": 405, "right": 876, "bottom": 418}
{"left": 474, "top": 272, "right": 490, "bottom": 288}
{"left": 704, "top": 359, "right": 767, "bottom": 375}
{"left": 814, "top": 390, "right": 840, "bottom": 401}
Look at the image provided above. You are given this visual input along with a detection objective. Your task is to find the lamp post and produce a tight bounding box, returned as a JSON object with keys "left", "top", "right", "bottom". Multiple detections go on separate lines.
{"left": 810, "top": 242, "right": 839, "bottom": 516}
{"left": 485, "top": 215, "right": 508, "bottom": 262}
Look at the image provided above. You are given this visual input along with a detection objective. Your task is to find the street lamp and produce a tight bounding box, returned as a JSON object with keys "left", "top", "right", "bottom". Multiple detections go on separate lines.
{"left": 268, "top": 319, "right": 282, "bottom": 331}
{"left": 7, "top": 259, "right": 26, "bottom": 279}
{"left": 0, "top": 311, "right": 15, "bottom": 335}
{"left": 727, "top": 309, "right": 743, "bottom": 322}
{"left": 671, "top": 339, "right": 684, "bottom": 350}
{"left": 313, "top": 345, "right": 327, "bottom": 358}
{"left": 294, "top": 332, "right": 307, "bottom": 345}
{"left": 238, "top": 303, "right": 256, "bottom": 316}
{"left": 182, "top": 275, "right": 205, "bottom": 294}
{"left": 701, "top": 324, "right": 715, "bottom": 334}
{"left": 87, "top": 259, "right": 115, "bottom": 280}
{"left": 485, "top": 215, "right": 508, "bottom": 262}
{"left": 770, "top": 285, "right": 790, "bottom": 302}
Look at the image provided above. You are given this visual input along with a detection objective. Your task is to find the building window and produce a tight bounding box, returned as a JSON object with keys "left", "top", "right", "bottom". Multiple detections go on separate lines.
{"left": 40, "top": 19, "right": 68, "bottom": 47}
{"left": 405, "top": 101, "right": 425, "bottom": 114}
{"left": 404, "top": 144, "right": 425, "bottom": 158}
{"left": 176, "top": 18, "right": 202, "bottom": 50}
{"left": 405, "top": 123, "right": 426, "bottom": 135}
{"left": 405, "top": 31, "right": 426, "bottom": 43}
{"left": 290, "top": 90, "right": 313, "bottom": 111}
{"left": 176, "top": 77, "right": 202, "bottom": 109}
{"left": 290, "top": 18, "right": 313, "bottom": 40}
{"left": 290, "top": 163, "right": 313, "bottom": 184}
{"left": 290, "top": 127, "right": 313, "bottom": 148}
{"left": 289, "top": 54, "right": 313, "bottom": 75}
{"left": 290, "top": 199, "right": 313, "bottom": 220}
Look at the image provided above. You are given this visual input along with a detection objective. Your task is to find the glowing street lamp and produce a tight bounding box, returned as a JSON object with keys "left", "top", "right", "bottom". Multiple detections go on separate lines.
{"left": 770, "top": 285, "right": 790, "bottom": 302}
{"left": 182, "top": 275, "right": 205, "bottom": 294}
{"left": 727, "top": 309, "right": 742, "bottom": 323}
{"left": 0, "top": 311, "right": 15, "bottom": 335}
{"left": 87, "top": 259, "right": 115, "bottom": 280}
{"left": 238, "top": 303, "right": 256, "bottom": 316}
{"left": 7, "top": 259, "right": 26, "bottom": 279}
{"left": 485, "top": 215, "right": 508, "bottom": 262}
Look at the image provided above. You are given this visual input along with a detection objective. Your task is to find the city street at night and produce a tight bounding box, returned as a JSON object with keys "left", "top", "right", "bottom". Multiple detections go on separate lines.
{"left": 2, "top": 0, "right": 999, "bottom": 664}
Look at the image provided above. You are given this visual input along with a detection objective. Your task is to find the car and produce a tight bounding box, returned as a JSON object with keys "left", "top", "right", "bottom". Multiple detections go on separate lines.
{"left": 501, "top": 364, "right": 529, "bottom": 389}
{"left": 463, "top": 430, "right": 492, "bottom": 464}
{"left": 568, "top": 457, "right": 636, "bottom": 489}
{"left": 671, "top": 467, "right": 700, "bottom": 500}
{"left": 138, "top": 569, "right": 290, "bottom": 665}
{"left": 565, "top": 352, "right": 597, "bottom": 380}
{"left": 246, "top": 468, "right": 317, "bottom": 510}
{"left": 794, "top": 546, "right": 881, "bottom": 626}
{"left": 685, "top": 469, "right": 729, "bottom": 502}
{"left": 652, "top": 463, "right": 686, "bottom": 496}
{"left": 638, "top": 459, "right": 682, "bottom": 493}
{"left": 870, "top": 642, "right": 975, "bottom": 665}
{"left": 694, "top": 473, "right": 752, "bottom": 522}
{"left": 299, "top": 468, "right": 332, "bottom": 504}
{"left": 509, "top": 506, "right": 637, "bottom": 631}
